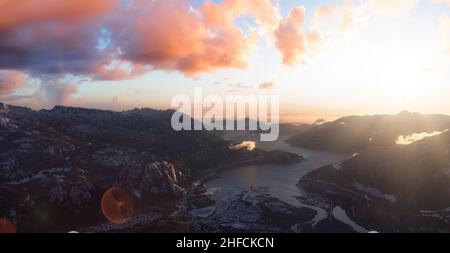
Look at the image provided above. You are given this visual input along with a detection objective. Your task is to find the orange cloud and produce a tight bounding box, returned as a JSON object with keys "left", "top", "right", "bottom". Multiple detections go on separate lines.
{"left": 202, "top": 0, "right": 279, "bottom": 32}
{"left": 274, "top": 7, "right": 323, "bottom": 66}
{"left": 275, "top": 7, "right": 306, "bottom": 66}
{"left": 115, "top": 0, "right": 272, "bottom": 75}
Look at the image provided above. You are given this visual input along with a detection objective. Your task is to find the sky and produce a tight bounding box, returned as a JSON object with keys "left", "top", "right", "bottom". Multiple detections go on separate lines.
{"left": 1, "top": 0, "right": 450, "bottom": 123}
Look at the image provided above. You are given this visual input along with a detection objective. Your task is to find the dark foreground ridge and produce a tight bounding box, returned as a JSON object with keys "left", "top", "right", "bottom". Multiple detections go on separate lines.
{"left": 0, "top": 102, "right": 302, "bottom": 232}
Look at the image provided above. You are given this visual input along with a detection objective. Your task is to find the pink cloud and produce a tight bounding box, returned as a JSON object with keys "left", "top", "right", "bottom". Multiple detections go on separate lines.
{"left": 0, "top": 0, "right": 278, "bottom": 108}
{"left": 0, "top": 0, "right": 279, "bottom": 78}
{"left": 0, "top": 0, "right": 118, "bottom": 32}
{"left": 114, "top": 0, "right": 279, "bottom": 75}
{"left": 202, "top": 0, "right": 279, "bottom": 32}
{"left": 94, "top": 60, "right": 148, "bottom": 81}
{"left": 0, "top": 70, "right": 26, "bottom": 94}
{"left": 274, "top": 7, "right": 323, "bottom": 66}
{"left": 275, "top": 7, "right": 307, "bottom": 66}
{"left": 1, "top": 0, "right": 256, "bottom": 78}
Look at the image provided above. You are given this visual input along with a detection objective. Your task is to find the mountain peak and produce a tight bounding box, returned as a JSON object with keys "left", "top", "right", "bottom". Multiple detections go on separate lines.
{"left": 46, "top": 105, "right": 112, "bottom": 115}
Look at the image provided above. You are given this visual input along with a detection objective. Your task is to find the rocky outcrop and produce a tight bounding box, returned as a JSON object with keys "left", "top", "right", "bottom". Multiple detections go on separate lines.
{"left": 118, "top": 161, "right": 186, "bottom": 197}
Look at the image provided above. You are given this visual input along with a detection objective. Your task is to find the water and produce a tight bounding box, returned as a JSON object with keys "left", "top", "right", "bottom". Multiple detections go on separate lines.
{"left": 206, "top": 137, "right": 349, "bottom": 207}
{"left": 205, "top": 136, "right": 370, "bottom": 231}
{"left": 332, "top": 206, "right": 369, "bottom": 233}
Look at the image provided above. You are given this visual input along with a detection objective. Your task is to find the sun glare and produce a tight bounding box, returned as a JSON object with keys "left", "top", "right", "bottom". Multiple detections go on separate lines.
{"left": 279, "top": 12, "right": 447, "bottom": 118}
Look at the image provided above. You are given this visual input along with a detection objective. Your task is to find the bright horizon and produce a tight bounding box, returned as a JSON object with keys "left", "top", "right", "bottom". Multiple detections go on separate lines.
{"left": 1, "top": 0, "right": 450, "bottom": 123}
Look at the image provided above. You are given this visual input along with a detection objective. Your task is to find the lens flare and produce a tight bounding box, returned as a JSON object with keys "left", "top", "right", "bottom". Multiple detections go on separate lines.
{"left": 0, "top": 218, "right": 16, "bottom": 233}
{"left": 101, "top": 187, "right": 134, "bottom": 224}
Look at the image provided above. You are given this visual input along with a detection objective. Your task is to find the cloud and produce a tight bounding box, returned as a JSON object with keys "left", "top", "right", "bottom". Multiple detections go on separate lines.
{"left": 94, "top": 60, "right": 148, "bottom": 81}
{"left": 0, "top": 70, "right": 26, "bottom": 94}
{"left": 43, "top": 81, "right": 79, "bottom": 106}
{"left": 114, "top": 0, "right": 277, "bottom": 75}
{"left": 258, "top": 81, "right": 275, "bottom": 89}
{"left": 231, "top": 141, "right": 256, "bottom": 151}
{"left": 312, "top": 1, "right": 367, "bottom": 34}
{"left": 312, "top": 6, "right": 340, "bottom": 26}
{"left": 366, "top": 0, "right": 420, "bottom": 15}
{"left": 0, "top": 0, "right": 119, "bottom": 76}
{"left": 201, "top": 0, "right": 279, "bottom": 34}
{"left": 0, "top": 0, "right": 117, "bottom": 32}
{"left": 396, "top": 130, "right": 448, "bottom": 145}
{"left": 274, "top": 7, "right": 307, "bottom": 66}
{"left": 341, "top": 1, "right": 358, "bottom": 31}
{"left": 274, "top": 7, "right": 324, "bottom": 66}
{"left": 0, "top": 0, "right": 282, "bottom": 107}
{"left": 0, "top": 0, "right": 274, "bottom": 78}
{"left": 3, "top": 77, "right": 79, "bottom": 108}
{"left": 0, "top": 24, "right": 109, "bottom": 75}
{"left": 0, "top": 0, "right": 392, "bottom": 109}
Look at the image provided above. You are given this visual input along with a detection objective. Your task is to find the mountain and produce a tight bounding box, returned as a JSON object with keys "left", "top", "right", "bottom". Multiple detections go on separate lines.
{"left": 298, "top": 130, "right": 450, "bottom": 232}
{"left": 287, "top": 111, "right": 450, "bottom": 152}
{"left": 0, "top": 102, "right": 302, "bottom": 232}
{"left": 210, "top": 118, "right": 312, "bottom": 142}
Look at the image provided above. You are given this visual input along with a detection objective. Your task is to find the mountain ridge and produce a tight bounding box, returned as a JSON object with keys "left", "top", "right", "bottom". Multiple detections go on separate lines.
{"left": 0, "top": 102, "right": 302, "bottom": 232}
{"left": 298, "top": 129, "right": 450, "bottom": 232}
{"left": 288, "top": 111, "right": 450, "bottom": 152}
